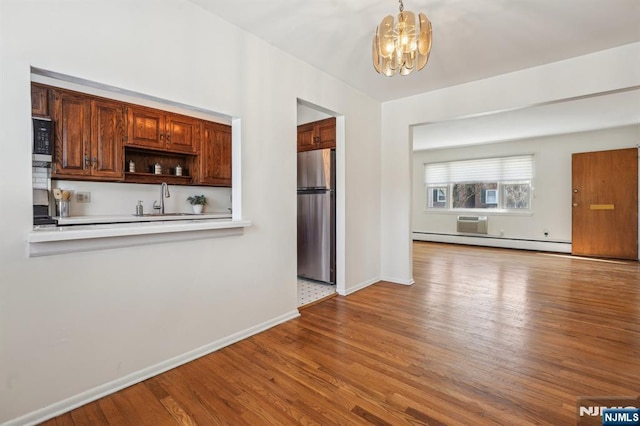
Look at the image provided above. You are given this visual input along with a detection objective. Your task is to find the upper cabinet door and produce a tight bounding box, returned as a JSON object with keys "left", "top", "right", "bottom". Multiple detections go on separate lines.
{"left": 31, "top": 84, "right": 49, "bottom": 117}
{"left": 127, "top": 106, "right": 165, "bottom": 150}
{"left": 200, "top": 121, "right": 232, "bottom": 186}
{"left": 52, "top": 90, "right": 91, "bottom": 177}
{"left": 91, "top": 99, "right": 124, "bottom": 180}
{"left": 166, "top": 113, "right": 198, "bottom": 153}
{"left": 297, "top": 123, "right": 316, "bottom": 152}
{"left": 297, "top": 117, "right": 336, "bottom": 152}
{"left": 316, "top": 117, "right": 336, "bottom": 149}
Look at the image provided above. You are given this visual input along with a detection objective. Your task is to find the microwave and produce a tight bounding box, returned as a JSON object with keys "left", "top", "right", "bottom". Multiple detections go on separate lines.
{"left": 33, "top": 117, "right": 53, "bottom": 156}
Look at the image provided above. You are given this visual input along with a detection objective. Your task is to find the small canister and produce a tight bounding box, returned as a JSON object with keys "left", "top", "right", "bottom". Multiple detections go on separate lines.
{"left": 136, "top": 200, "right": 144, "bottom": 216}
{"left": 129, "top": 160, "right": 135, "bottom": 173}
{"left": 154, "top": 163, "right": 162, "bottom": 175}
{"left": 57, "top": 200, "right": 70, "bottom": 217}
{"left": 175, "top": 164, "right": 182, "bottom": 176}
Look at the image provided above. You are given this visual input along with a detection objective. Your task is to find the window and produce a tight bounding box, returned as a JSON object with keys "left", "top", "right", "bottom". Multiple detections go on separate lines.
{"left": 484, "top": 189, "right": 498, "bottom": 205}
{"left": 425, "top": 155, "right": 533, "bottom": 212}
{"left": 502, "top": 183, "right": 530, "bottom": 209}
{"left": 427, "top": 187, "right": 447, "bottom": 208}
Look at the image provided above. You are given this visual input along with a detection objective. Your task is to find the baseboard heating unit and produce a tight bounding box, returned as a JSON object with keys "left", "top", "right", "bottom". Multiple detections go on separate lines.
{"left": 412, "top": 231, "right": 572, "bottom": 254}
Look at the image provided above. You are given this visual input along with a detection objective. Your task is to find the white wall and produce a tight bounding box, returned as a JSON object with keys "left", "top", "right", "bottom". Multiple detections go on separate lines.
{"left": 380, "top": 42, "right": 640, "bottom": 284}
{"left": 412, "top": 125, "right": 640, "bottom": 247}
{"left": 0, "top": 0, "right": 381, "bottom": 423}
{"left": 297, "top": 103, "right": 331, "bottom": 125}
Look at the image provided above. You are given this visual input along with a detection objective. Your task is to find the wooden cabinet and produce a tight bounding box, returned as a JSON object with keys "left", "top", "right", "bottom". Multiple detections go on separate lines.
{"left": 126, "top": 106, "right": 164, "bottom": 150}
{"left": 200, "top": 121, "right": 232, "bottom": 187}
{"left": 127, "top": 106, "right": 198, "bottom": 154}
{"left": 297, "top": 122, "right": 316, "bottom": 152}
{"left": 52, "top": 89, "right": 124, "bottom": 180}
{"left": 297, "top": 117, "right": 336, "bottom": 152}
{"left": 52, "top": 90, "right": 91, "bottom": 177}
{"left": 316, "top": 118, "right": 336, "bottom": 149}
{"left": 35, "top": 83, "right": 230, "bottom": 187}
{"left": 31, "top": 84, "right": 49, "bottom": 117}
{"left": 166, "top": 114, "right": 200, "bottom": 153}
{"left": 91, "top": 99, "right": 125, "bottom": 179}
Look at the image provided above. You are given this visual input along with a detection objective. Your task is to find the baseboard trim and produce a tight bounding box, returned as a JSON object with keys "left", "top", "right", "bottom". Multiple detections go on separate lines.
{"left": 338, "top": 277, "right": 380, "bottom": 296}
{"left": 379, "top": 276, "right": 414, "bottom": 285}
{"left": 413, "top": 232, "right": 572, "bottom": 253}
{"left": 5, "top": 310, "right": 301, "bottom": 426}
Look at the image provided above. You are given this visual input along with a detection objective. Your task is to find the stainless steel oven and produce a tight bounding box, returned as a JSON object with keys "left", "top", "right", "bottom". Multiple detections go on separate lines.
{"left": 32, "top": 117, "right": 56, "bottom": 226}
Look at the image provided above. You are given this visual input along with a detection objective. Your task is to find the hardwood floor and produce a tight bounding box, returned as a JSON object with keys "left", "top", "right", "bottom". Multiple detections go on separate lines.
{"left": 41, "top": 242, "right": 640, "bottom": 425}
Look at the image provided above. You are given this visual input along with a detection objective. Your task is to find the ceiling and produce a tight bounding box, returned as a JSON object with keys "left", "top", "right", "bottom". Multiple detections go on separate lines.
{"left": 190, "top": 0, "right": 640, "bottom": 102}
{"left": 189, "top": 0, "right": 640, "bottom": 149}
{"left": 412, "top": 88, "right": 640, "bottom": 150}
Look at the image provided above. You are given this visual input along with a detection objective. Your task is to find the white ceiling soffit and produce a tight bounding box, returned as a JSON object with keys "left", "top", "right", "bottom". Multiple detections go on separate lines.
{"left": 189, "top": 0, "right": 640, "bottom": 102}
{"left": 412, "top": 88, "right": 640, "bottom": 151}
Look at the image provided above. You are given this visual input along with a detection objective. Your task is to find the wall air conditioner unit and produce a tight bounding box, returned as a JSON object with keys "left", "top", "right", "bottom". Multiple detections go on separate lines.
{"left": 456, "top": 216, "right": 488, "bottom": 234}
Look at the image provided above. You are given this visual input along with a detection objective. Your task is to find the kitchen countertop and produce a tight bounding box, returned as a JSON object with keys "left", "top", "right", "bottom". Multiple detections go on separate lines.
{"left": 55, "top": 212, "right": 232, "bottom": 225}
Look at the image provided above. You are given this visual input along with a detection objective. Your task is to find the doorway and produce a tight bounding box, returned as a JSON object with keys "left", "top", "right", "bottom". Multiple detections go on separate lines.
{"left": 572, "top": 147, "right": 639, "bottom": 259}
{"left": 296, "top": 100, "right": 340, "bottom": 307}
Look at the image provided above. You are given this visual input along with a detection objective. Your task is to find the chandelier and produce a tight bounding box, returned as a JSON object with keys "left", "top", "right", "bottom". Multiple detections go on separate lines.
{"left": 372, "top": 0, "right": 432, "bottom": 76}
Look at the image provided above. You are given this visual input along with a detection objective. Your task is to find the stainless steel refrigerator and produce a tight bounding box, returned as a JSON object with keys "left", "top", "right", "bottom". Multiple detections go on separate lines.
{"left": 297, "top": 148, "right": 336, "bottom": 284}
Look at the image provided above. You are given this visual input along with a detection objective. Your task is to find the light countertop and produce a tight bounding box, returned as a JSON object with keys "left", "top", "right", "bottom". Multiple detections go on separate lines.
{"left": 54, "top": 212, "right": 232, "bottom": 225}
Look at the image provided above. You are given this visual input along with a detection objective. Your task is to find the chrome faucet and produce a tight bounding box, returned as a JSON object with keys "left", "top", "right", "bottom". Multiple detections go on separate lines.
{"left": 153, "top": 182, "right": 170, "bottom": 214}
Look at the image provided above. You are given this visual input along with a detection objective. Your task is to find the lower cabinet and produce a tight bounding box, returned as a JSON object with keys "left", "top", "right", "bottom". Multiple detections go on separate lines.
{"left": 200, "top": 121, "right": 232, "bottom": 187}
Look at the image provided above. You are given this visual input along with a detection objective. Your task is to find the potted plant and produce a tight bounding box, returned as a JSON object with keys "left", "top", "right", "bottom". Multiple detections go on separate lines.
{"left": 187, "top": 195, "right": 207, "bottom": 214}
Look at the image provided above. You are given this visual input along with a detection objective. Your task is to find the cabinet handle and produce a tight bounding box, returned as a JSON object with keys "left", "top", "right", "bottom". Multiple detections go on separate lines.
{"left": 84, "top": 154, "right": 89, "bottom": 168}
{"left": 92, "top": 157, "right": 97, "bottom": 169}
{"left": 166, "top": 133, "right": 171, "bottom": 143}
{"left": 160, "top": 133, "right": 164, "bottom": 140}
{"left": 313, "top": 136, "right": 320, "bottom": 143}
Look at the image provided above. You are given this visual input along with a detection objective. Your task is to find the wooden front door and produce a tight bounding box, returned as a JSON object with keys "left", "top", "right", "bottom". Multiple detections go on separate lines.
{"left": 572, "top": 148, "right": 638, "bottom": 259}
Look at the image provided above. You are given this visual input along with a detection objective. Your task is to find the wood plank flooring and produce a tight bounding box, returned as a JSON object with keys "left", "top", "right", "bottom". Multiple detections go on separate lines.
{"left": 40, "top": 242, "right": 640, "bottom": 425}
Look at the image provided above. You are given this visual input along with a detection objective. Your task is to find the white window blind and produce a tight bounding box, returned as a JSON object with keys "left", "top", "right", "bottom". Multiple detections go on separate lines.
{"left": 425, "top": 155, "right": 534, "bottom": 184}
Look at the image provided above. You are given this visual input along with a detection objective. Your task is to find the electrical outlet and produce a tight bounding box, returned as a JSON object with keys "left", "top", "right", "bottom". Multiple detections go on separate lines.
{"left": 76, "top": 192, "right": 91, "bottom": 203}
